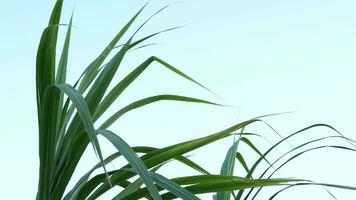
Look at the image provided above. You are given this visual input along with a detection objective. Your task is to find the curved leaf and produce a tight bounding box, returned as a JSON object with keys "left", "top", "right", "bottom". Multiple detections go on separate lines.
{"left": 98, "top": 129, "right": 162, "bottom": 200}
{"left": 78, "top": 120, "right": 257, "bottom": 199}
{"left": 122, "top": 175, "right": 303, "bottom": 200}
{"left": 151, "top": 173, "right": 200, "bottom": 200}
{"left": 100, "top": 94, "right": 220, "bottom": 129}
{"left": 93, "top": 56, "right": 216, "bottom": 122}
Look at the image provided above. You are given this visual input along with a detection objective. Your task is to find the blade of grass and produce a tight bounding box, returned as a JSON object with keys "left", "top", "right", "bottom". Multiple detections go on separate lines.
{"left": 78, "top": 119, "right": 258, "bottom": 199}
{"left": 51, "top": 38, "right": 133, "bottom": 197}
{"left": 60, "top": 28, "right": 181, "bottom": 149}
{"left": 240, "top": 137, "right": 274, "bottom": 169}
{"left": 54, "top": 15, "right": 73, "bottom": 159}
{"left": 93, "top": 56, "right": 216, "bottom": 122}
{"left": 100, "top": 94, "right": 221, "bottom": 129}
{"left": 49, "top": 84, "right": 109, "bottom": 199}
{"left": 113, "top": 165, "right": 163, "bottom": 200}
{"left": 260, "top": 136, "right": 355, "bottom": 181}
{"left": 235, "top": 152, "right": 249, "bottom": 175}
{"left": 217, "top": 139, "right": 241, "bottom": 200}
{"left": 53, "top": 6, "right": 207, "bottom": 195}
{"left": 64, "top": 153, "right": 119, "bottom": 200}
{"left": 246, "top": 135, "right": 356, "bottom": 200}
{"left": 36, "top": 1, "right": 63, "bottom": 199}
{"left": 122, "top": 175, "right": 304, "bottom": 200}
{"left": 269, "top": 182, "right": 356, "bottom": 200}
{"left": 114, "top": 26, "right": 183, "bottom": 50}
{"left": 55, "top": 15, "right": 72, "bottom": 84}
{"left": 235, "top": 124, "right": 351, "bottom": 200}
{"left": 65, "top": 146, "right": 160, "bottom": 200}
{"left": 250, "top": 145, "right": 356, "bottom": 200}
{"left": 77, "top": 3, "right": 147, "bottom": 93}
{"left": 151, "top": 172, "right": 200, "bottom": 200}
{"left": 98, "top": 129, "right": 162, "bottom": 200}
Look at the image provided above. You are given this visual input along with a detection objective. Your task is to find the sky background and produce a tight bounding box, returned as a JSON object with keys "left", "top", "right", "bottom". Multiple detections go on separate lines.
{"left": 1, "top": 0, "right": 356, "bottom": 199}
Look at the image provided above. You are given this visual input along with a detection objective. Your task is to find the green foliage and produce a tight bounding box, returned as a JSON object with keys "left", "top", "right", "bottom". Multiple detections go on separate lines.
{"left": 35, "top": 1, "right": 356, "bottom": 199}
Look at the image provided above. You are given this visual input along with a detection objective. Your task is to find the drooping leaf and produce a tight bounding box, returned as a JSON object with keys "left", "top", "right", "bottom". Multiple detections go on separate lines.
{"left": 235, "top": 152, "right": 249, "bottom": 174}
{"left": 49, "top": 84, "right": 109, "bottom": 199}
{"left": 249, "top": 145, "right": 356, "bottom": 200}
{"left": 121, "top": 175, "right": 304, "bottom": 200}
{"left": 93, "top": 56, "right": 215, "bottom": 122}
{"left": 151, "top": 172, "right": 200, "bottom": 200}
{"left": 100, "top": 94, "right": 220, "bottom": 129}
{"left": 98, "top": 129, "right": 162, "bottom": 200}
{"left": 77, "top": 119, "right": 257, "bottom": 199}
{"left": 77, "top": 3, "right": 147, "bottom": 93}
{"left": 235, "top": 124, "right": 351, "bottom": 199}
{"left": 113, "top": 165, "right": 163, "bottom": 200}
{"left": 269, "top": 182, "right": 356, "bottom": 200}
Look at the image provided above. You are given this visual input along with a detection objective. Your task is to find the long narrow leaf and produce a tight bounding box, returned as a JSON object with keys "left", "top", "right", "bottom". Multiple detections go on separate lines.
{"left": 151, "top": 172, "right": 200, "bottom": 200}
{"left": 217, "top": 139, "right": 240, "bottom": 200}
{"left": 113, "top": 165, "right": 163, "bottom": 200}
{"left": 235, "top": 152, "right": 249, "bottom": 174}
{"left": 269, "top": 182, "right": 356, "bottom": 200}
{"left": 78, "top": 119, "right": 258, "bottom": 199}
{"left": 98, "top": 129, "right": 162, "bottom": 200}
{"left": 250, "top": 144, "right": 356, "bottom": 200}
{"left": 77, "top": 3, "right": 147, "bottom": 93}
{"left": 100, "top": 94, "right": 220, "bottom": 129}
{"left": 49, "top": 84, "right": 109, "bottom": 199}
{"left": 93, "top": 56, "right": 215, "bottom": 122}
{"left": 235, "top": 124, "right": 350, "bottom": 199}
{"left": 36, "top": 1, "right": 63, "bottom": 199}
{"left": 122, "top": 175, "right": 303, "bottom": 200}
{"left": 54, "top": 15, "right": 73, "bottom": 158}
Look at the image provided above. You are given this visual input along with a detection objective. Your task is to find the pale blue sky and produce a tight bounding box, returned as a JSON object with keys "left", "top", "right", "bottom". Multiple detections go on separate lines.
{"left": 1, "top": 0, "right": 356, "bottom": 199}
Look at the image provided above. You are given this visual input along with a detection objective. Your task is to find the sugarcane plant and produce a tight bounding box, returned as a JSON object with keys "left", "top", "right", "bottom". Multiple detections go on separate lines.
{"left": 35, "top": 0, "right": 356, "bottom": 199}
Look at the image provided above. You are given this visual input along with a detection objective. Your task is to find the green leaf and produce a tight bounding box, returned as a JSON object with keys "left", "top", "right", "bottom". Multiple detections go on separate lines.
{"left": 52, "top": 37, "right": 135, "bottom": 198}
{"left": 249, "top": 145, "right": 356, "bottom": 200}
{"left": 122, "top": 175, "right": 303, "bottom": 200}
{"left": 175, "top": 156, "right": 211, "bottom": 175}
{"left": 65, "top": 146, "right": 162, "bottom": 200}
{"left": 50, "top": 6, "right": 200, "bottom": 197}
{"left": 235, "top": 124, "right": 350, "bottom": 199}
{"left": 36, "top": 25, "right": 57, "bottom": 118}
{"left": 114, "top": 26, "right": 183, "bottom": 50}
{"left": 235, "top": 152, "right": 249, "bottom": 174}
{"left": 240, "top": 137, "right": 274, "bottom": 168}
{"left": 49, "top": 84, "right": 109, "bottom": 199}
{"left": 150, "top": 173, "right": 200, "bottom": 200}
{"left": 36, "top": 1, "right": 63, "bottom": 199}
{"left": 93, "top": 56, "right": 215, "bottom": 122}
{"left": 269, "top": 182, "right": 356, "bottom": 200}
{"left": 113, "top": 165, "right": 163, "bottom": 200}
{"left": 55, "top": 16, "right": 72, "bottom": 84}
{"left": 48, "top": 0, "right": 63, "bottom": 26}
{"left": 57, "top": 84, "right": 104, "bottom": 161}
{"left": 38, "top": 82, "right": 61, "bottom": 199}
{"left": 100, "top": 94, "right": 220, "bottom": 129}
{"left": 258, "top": 135, "right": 355, "bottom": 182}
{"left": 55, "top": 15, "right": 73, "bottom": 158}
{"left": 98, "top": 129, "right": 162, "bottom": 200}
{"left": 64, "top": 153, "right": 119, "bottom": 200}
{"left": 77, "top": 3, "right": 147, "bottom": 93}
{"left": 113, "top": 177, "right": 145, "bottom": 200}
{"left": 78, "top": 120, "right": 257, "bottom": 199}
{"left": 217, "top": 138, "right": 240, "bottom": 200}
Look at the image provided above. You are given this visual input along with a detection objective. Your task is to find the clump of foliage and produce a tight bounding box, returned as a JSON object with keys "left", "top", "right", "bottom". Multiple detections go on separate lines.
{"left": 35, "top": 0, "right": 356, "bottom": 199}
